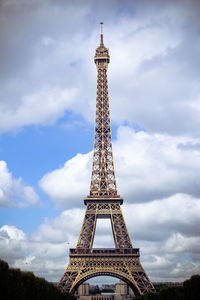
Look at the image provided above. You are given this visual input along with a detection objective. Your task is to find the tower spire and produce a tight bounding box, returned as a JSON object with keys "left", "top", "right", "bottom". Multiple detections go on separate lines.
{"left": 100, "top": 21, "right": 104, "bottom": 46}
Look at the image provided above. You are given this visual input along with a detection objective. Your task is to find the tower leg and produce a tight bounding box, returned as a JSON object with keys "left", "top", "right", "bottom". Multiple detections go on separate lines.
{"left": 76, "top": 208, "right": 97, "bottom": 249}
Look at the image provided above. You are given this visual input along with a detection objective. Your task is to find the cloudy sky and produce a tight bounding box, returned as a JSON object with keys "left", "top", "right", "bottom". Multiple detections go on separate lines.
{"left": 0, "top": 0, "right": 200, "bottom": 285}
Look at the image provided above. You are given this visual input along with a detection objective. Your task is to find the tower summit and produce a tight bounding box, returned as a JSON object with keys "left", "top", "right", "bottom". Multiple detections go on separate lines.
{"left": 58, "top": 24, "right": 154, "bottom": 296}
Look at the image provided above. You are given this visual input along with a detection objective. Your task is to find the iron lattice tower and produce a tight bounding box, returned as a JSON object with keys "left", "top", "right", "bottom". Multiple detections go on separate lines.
{"left": 58, "top": 23, "right": 154, "bottom": 296}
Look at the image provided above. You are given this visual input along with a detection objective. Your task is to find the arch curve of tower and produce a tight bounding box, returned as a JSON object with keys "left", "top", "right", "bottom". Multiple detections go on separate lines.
{"left": 71, "top": 271, "right": 141, "bottom": 296}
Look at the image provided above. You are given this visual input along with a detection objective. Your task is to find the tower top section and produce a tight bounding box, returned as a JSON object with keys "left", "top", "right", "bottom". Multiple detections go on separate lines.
{"left": 86, "top": 22, "right": 122, "bottom": 203}
{"left": 94, "top": 22, "right": 110, "bottom": 65}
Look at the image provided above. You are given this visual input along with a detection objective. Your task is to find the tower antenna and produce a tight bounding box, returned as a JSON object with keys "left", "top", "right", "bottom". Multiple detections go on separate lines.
{"left": 100, "top": 21, "right": 103, "bottom": 34}
{"left": 100, "top": 22, "right": 104, "bottom": 46}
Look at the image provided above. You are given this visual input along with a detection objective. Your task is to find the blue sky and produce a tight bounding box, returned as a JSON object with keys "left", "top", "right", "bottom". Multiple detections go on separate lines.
{"left": 0, "top": 0, "right": 200, "bottom": 284}
{"left": 0, "top": 112, "right": 93, "bottom": 231}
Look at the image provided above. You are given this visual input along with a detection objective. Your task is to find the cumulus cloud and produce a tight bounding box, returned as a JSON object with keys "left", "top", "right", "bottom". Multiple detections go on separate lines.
{"left": 0, "top": 87, "right": 78, "bottom": 133}
{"left": 0, "top": 224, "right": 67, "bottom": 281}
{"left": 123, "top": 194, "right": 200, "bottom": 242}
{"left": 0, "top": 210, "right": 85, "bottom": 281}
{"left": 0, "top": 161, "right": 39, "bottom": 207}
{"left": 115, "top": 127, "right": 200, "bottom": 202}
{"left": 39, "top": 126, "right": 200, "bottom": 208}
{"left": 108, "top": 4, "right": 200, "bottom": 136}
{"left": 0, "top": 0, "right": 94, "bottom": 133}
{"left": 39, "top": 152, "right": 92, "bottom": 208}
{"left": 31, "top": 208, "right": 84, "bottom": 244}
{"left": 0, "top": 0, "right": 200, "bottom": 136}
{"left": 0, "top": 225, "right": 27, "bottom": 264}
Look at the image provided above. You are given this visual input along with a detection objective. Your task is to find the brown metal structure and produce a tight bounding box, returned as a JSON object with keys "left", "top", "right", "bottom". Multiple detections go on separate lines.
{"left": 58, "top": 23, "right": 154, "bottom": 296}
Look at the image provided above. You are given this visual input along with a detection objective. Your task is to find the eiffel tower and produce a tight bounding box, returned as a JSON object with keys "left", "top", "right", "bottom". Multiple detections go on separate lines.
{"left": 58, "top": 23, "right": 154, "bottom": 297}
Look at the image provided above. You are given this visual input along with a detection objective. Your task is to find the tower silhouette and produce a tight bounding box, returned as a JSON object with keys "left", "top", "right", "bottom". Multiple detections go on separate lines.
{"left": 58, "top": 23, "right": 154, "bottom": 296}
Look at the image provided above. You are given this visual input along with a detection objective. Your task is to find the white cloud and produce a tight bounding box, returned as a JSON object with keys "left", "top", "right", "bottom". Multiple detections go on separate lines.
{"left": 0, "top": 160, "right": 39, "bottom": 207}
{"left": 164, "top": 233, "right": 200, "bottom": 259}
{"left": 0, "top": 225, "right": 27, "bottom": 264}
{"left": 39, "top": 126, "right": 200, "bottom": 209}
{"left": 0, "top": 225, "right": 26, "bottom": 240}
{"left": 0, "top": 224, "right": 67, "bottom": 281}
{"left": 39, "top": 152, "right": 92, "bottom": 208}
{"left": 0, "top": 0, "right": 200, "bottom": 136}
{"left": 0, "top": 87, "right": 77, "bottom": 133}
{"left": 31, "top": 208, "right": 84, "bottom": 244}
{"left": 115, "top": 127, "right": 200, "bottom": 202}
{"left": 22, "top": 186, "right": 39, "bottom": 206}
{"left": 123, "top": 194, "right": 200, "bottom": 242}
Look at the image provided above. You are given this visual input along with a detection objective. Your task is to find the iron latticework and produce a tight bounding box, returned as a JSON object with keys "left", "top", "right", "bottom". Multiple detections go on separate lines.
{"left": 89, "top": 34, "right": 117, "bottom": 198}
{"left": 58, "top": 23, "right": 154, "bottom": 296}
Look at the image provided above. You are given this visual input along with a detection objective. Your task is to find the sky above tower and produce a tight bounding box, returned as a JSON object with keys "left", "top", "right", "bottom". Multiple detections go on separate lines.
{"left": 0, "top": 0, "right": 200, "bottom": 283}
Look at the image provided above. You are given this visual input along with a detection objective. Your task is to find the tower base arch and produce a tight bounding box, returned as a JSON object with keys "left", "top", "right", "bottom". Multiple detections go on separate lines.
{"left": 58, "top": 249, "right": 154, "bottom": 296}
